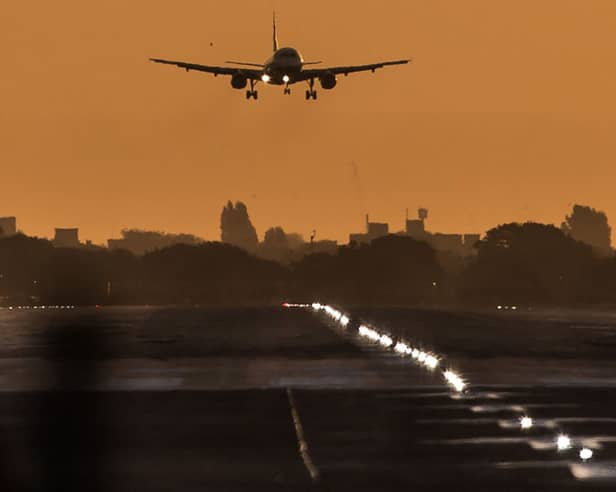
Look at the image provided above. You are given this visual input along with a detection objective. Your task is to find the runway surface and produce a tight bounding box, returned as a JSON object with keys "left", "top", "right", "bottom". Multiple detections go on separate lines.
{"left": 0, "top": 306, "right": 615, "bottom": 490}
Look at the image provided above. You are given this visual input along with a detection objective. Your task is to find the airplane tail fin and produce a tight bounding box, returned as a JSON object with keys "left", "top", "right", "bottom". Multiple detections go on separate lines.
{"left": 273, "top": 12, "right": 279, "bottom": 52}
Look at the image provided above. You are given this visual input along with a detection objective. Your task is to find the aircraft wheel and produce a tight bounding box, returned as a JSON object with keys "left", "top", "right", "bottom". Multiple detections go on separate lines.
{"left": 253, "top": 91, "right": 258, "bottom": 100}
{"left": 246, "top": 90, "right": 252, "bottom": 100}
{"left": 312, "top": 91, "right": 318, "bottom": 100}
{"left": 305, "top": 90, "right": 311, "bottom": 100}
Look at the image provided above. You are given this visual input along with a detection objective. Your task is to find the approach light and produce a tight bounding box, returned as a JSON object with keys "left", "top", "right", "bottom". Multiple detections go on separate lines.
{"left": 520, "top": 416, "right": 533, "bottom": 430}
{"left": 556, "top": 434, "right": 572, "bottom": 451}
{"left": 379, "top": 335, "right": 393, "bottom": 348}
{"left": 579, "top": 448, "right": 593, "bottom": 461}
{"left": 261, "top": 74, "right": 271, "bottom": 83}
{"left": 444, "top": 371, "right": 466, "bottom": 392}
{"left": 394, "top": 342, "right": 408, "bottom": 354}
{"left": 283, "top": 75, "right": 290, "bottom": 83}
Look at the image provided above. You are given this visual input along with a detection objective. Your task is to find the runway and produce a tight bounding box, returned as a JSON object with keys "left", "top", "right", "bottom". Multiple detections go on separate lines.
{"left": 0, "top": 306, "right": 615, "bottom": 490}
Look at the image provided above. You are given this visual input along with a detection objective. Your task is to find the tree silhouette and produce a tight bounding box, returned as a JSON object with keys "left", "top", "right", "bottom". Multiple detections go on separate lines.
{"left": 461, "top": 222, "right": 596, "bottom": 304}
{"left": 562, "top": 204, "right": 612, "bottom": 256}
{"left": 220, "top": 201, "right": 258, "bottom": 253}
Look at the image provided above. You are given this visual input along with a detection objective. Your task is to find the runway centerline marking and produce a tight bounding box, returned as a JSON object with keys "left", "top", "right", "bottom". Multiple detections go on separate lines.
{"left": 286, "top": 387, "right": 320, "bottom": 483}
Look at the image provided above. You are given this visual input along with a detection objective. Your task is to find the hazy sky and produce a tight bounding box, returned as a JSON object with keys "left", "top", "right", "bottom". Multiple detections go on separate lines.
{"left": 3, "top": 1, "right": 616, "bottom": 244}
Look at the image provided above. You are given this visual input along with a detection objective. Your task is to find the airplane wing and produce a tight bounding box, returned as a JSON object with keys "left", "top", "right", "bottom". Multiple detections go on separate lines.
{"left": 298, "top": 59, "right": 410, "bottom": 80}
{"left": 149, "top": 58, "right": 262, "bottom": 79}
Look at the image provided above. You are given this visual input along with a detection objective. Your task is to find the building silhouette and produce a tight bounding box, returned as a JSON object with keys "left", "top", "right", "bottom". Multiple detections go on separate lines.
{"left": 54, "top": 228, "right": 80, "bottom": 248}
{"left": 406, "top": 209, "right": 480, "bottom": 256}
{"left": 349, "top": 214, "right": 389, "bottom": 244}
{"left": 349, "top": 209, "right": 481, "bottom": 256}
{"left": 108, "top": 229, "right": 203, "bottom": 255}
{"left": 0, "top": 217, "right": 17, "bottom": 237}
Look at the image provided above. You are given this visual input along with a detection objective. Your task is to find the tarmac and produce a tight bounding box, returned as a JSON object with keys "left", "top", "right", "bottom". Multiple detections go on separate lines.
{"left": 0, "top": 306, "right": 615, "bottom": 490}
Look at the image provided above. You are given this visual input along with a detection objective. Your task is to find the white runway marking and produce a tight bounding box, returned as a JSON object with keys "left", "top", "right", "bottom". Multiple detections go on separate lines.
{"left": 286, "top": 388, "right": 320, "bottom": 483}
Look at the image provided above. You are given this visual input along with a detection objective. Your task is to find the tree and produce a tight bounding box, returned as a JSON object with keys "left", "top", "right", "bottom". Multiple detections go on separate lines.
{"left": 460, "top": 222, "right": 596, "bottom": 304}
{"left": 562, "top": 204, "right": 612, "bottom": 256}
{"left": 220, "top": 201, "right": 258, "bottom": 253}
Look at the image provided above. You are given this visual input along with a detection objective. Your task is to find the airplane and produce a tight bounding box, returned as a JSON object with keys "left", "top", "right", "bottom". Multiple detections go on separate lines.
{"left": 150, "top": 14, "right": 411, "bottom": 101}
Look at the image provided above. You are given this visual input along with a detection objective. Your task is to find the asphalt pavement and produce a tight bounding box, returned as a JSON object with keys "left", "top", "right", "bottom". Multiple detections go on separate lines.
{"left": 0, "top": 305, "right": 615, "bottom": 490}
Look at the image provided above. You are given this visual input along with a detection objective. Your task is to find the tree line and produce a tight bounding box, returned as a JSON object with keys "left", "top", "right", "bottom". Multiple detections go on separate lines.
{"left": 0, "top": 221, "right": 614, "bottom": 307}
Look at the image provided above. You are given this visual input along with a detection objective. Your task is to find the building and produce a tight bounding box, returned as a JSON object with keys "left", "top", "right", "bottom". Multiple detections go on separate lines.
{"left": 0, "top": 217, "right": 17, "bottom": 237}
{"left": 404, "top": 208, "right": 481, "bottom": 256}
{"left": 432, "top": 233, "right": 464, "bottom": 253}
{"left": 349, "top": 215, "right": 390, "bottom": 244}
{"left": 54, "top": 228, "right": 80, "bottom": 248}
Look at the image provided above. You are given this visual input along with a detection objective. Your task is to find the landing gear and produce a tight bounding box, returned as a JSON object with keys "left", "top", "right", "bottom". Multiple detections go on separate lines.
{"left": 284, "top": 84, "right": 291, "bottom": 95}
{"left": 305, "top": 78, "right": 317, "bottom": 100}
{"left": 246, "top": 79, "right": 258, "bottom": 100}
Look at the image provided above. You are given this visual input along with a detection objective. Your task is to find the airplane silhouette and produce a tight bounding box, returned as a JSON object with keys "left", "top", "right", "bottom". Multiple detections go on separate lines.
{"left": 150, "top": 13, "right": 411, "bottom": 101}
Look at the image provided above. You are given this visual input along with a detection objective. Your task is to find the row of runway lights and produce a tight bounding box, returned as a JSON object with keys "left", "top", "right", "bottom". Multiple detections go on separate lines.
{"left": 1, "top": 305, "right": 76, "bottom": 310}
{"left": 285, "top": 301, "right": 596, "bottom": 463}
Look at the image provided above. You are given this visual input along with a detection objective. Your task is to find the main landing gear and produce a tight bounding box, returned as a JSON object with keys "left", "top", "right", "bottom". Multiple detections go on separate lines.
{"left": 284, "top": 83, "right": 291, "bottom": 95}
{"left": 305, "top": 78, "right": 317, "bottom": 100}
{"left": 246, "top": 79, "right": 258, "bottom": 100}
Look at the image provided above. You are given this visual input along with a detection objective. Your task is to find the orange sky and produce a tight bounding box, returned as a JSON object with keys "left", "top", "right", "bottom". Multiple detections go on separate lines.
{"left": 3, "top": 1, "right": 616, "bottom": 244}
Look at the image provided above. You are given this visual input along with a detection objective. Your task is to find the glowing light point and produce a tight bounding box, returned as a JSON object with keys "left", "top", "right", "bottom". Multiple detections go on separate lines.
{"left": 394, "top": 342, "right": 408, "bottom": 354}
{"left": 340, "top": 315, "right": 350, "bottom": 327}
{"left": 444, "top": 371, "right": 466, "bottom": 392}
{"left": 557, "top": 434, "right": 572, "bottom": 451}
{"left": 379, "top": 335, "right": 393, "bottom": 348}
{"left": 283, "top": 75, "right": 290, "bottom": 83}
{"left": 520, "top": 416, "right": 533, "bottom": 430}
{"left": 579, "top": 448, "right": 593, "bottom": 461}
{"left": 425, "top": 356, "right": 439, "bottom": 369}
{"left": 261, "top": 74, "right": 271, "bottom": 83}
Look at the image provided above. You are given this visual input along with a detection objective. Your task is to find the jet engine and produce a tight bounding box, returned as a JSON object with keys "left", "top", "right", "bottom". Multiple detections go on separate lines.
{"left": 319, "top": 72, "right": 337, "bottom": 90}
{"left": 231, "top": 73, "right": 248, "bottom": 89}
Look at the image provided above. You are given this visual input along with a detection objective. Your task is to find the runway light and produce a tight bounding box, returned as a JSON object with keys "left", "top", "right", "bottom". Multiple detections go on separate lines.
{"left": 340, "top": 315, "right": 350, "bottom": 327}
{"left": 557, "top": 434, "right": 572, "bottom": 451}
{"left": 579, "top": 448, "right": 593, "bottom": 461}
{"left": 283, "top": 75, "right": 290, "bottom": 83}
{"left": 425, "top": 355, "right": 439, "bottom": 369}
{"left": 359, "top": 325, "right": 380, "bottom": 342}
{"left": 394, "top": 342, "right": 408, "bottom": 354}
{"left": 379, "top": 335, "right": 393, "bottom": 348}
{"left": 444, "top": 371, "right": 466, "bottom": 392}
{"left": 520, "top": 416, "right": 533, "bottom": 430}
{"left": 261, "top": 74, "right": 271, "bottom": 82}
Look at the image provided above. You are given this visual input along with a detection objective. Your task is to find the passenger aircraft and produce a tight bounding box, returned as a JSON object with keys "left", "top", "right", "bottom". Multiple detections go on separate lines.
{"left": 150, "top": 14, "right": 410, "bottom": 100}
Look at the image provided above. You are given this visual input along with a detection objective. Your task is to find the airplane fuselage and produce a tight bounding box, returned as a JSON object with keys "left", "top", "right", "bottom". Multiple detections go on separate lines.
{"left": 262, "top": 47, "right": 304, "bottom": 85}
